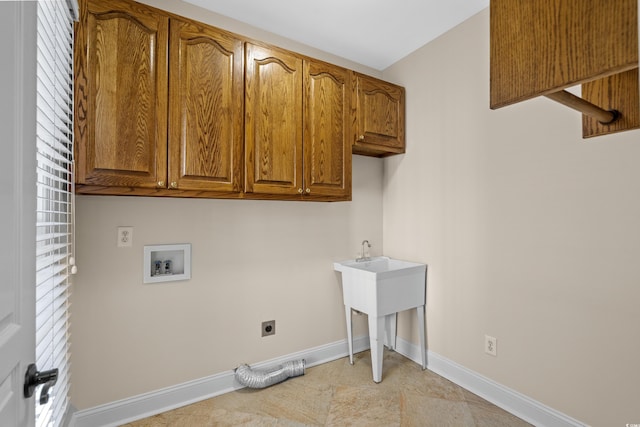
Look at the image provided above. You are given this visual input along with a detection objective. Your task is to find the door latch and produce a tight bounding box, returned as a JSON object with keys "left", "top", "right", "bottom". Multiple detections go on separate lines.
{"left": 24, "top": 363, "right": 58, "bottom": 405}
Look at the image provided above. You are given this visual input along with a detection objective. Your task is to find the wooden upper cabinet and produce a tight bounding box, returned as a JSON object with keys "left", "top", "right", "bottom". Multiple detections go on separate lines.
{"left": 168, "top": 18, "right": 243, "bottom": 192}
{"left": 352, "top": 73, "right": 405, "bottom": 157}
{"left": 74, "top": 0, "right": 168, "bottom": 188}
{"left": 245, "top": 43, "right": 304, "bottom": 196}
{"left": 490, "top": 0, "right": 639, "bottom": 138}
{"left": 303, "top": 60, "right": 352, "bottom": 198}
{"left": 75, "top": 0, "right": 244, "bottom": 194}
{"left": 244, "top": 44, "right": 352, "bottom": 199}
{"left": 74, "top": 0, "right": 389, "bottom": 200}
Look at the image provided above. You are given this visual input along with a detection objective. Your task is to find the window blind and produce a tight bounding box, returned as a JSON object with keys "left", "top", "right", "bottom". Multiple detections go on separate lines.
{"left": 35, "top": 1, "right": 77, "bottom": 426}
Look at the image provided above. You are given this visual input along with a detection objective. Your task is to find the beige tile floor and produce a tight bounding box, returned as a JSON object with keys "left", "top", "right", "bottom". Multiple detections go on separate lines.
{"left": 122, "top": 350, "right": 532, "bottom": 426}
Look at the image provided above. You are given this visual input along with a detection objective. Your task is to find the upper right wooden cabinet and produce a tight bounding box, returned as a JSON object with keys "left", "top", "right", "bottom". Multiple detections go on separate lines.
{"left": 490, "top": 0, "right": 639, "bottom": 138}
{"left": 352, "top": 73, "right": 405, "bottom": 156}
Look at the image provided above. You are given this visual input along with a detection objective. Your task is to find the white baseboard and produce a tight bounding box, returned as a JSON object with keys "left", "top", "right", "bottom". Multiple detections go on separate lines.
{"left": 394, "top": 337, "right": 587, "bottom": 427}
{"left": 68, "top": 336, "right": 370, "bottom": 427}
{"left": 69, "top": 335, "right": 585, "bottom": 427}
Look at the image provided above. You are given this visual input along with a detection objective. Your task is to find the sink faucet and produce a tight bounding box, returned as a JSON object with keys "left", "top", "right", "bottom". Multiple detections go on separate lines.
{"left": 356, "top": 240, "right": 371, "bottom": 262}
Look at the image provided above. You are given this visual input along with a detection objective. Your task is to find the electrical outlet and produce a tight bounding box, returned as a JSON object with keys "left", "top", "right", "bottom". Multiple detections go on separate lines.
{"left": 485, "top": 335, "right": 497, "bottom": 356}
{"left": 117, "top": 226, "right": 133, "bottom": 247}
{"left": 262, "top": 320, "right": 275, "bottom": 337}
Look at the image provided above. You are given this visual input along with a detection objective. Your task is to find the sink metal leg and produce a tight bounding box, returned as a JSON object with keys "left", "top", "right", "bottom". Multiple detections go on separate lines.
{"left": 368, "top": 315, "right": 385, "bottom": 383}
{"left": 417, "top": 305, "right": 427, "bottom": 369}
{"left": 384, "top": 313, "right": 397, "bottom": 350}
{"left": 345, "top": 306, "right": 354, "bottom": 365}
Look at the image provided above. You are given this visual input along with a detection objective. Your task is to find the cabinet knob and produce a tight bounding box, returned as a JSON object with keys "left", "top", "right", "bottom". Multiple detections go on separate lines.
{"left": 297, "top": 188, "right": 303, "bottom": 194}
{"left": 358, "top": 135, "right": 365, "bottom": 141}
{"left": 157, "top": 181, "right": 165, "bottom": 187}
{"left": 305, "top": 188, "right": 311, "bottom": 194}
{"left": 170, "top": 182, "right": 178, "bottom": 188}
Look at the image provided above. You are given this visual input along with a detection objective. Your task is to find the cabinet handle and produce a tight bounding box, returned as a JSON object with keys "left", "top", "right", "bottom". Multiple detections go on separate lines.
{"left": 170, "top": 182, "right": 178, "bottom": 189}
{"left": 157, "top": 181, "right": 165, "bottom": 187}
{"left": 305, "top": 188, "right": 311, "bottom": 194}
{"left": 297, "top": 188, "right": 303, "bottom": 194}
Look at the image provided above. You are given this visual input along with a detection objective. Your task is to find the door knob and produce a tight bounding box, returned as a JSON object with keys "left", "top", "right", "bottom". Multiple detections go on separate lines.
{"left": 24, "top": 363, "right": 58, "bottom": 405}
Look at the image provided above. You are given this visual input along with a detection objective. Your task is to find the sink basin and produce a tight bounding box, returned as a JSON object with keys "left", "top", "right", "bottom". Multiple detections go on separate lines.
{"left": 334, "top": 256, "right": 425, "bottom": 276}
{"left": 333, "top": 257, "right": 426, "bottom": 316}
{"left": 334, "top": 256, "right": 427, "bottom": 383}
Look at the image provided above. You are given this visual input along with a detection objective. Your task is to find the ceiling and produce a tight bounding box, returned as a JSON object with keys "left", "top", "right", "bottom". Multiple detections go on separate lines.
{"left": 184, "top": 0, "right": 489, "bottom": 71}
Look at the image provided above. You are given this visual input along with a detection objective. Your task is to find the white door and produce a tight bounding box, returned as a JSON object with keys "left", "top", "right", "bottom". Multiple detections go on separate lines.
{"left": 0, "top": 2, "right": 38, "bottom": 426}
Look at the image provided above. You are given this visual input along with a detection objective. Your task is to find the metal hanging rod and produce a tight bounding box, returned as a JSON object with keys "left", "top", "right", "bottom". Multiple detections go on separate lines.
{"left": 544, "top": 90, "right": 620, "bottom": 124}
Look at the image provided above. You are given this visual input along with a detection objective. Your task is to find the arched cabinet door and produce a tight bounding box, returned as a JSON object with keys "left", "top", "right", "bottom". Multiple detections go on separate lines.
{"left": 75, "top": 0, "right": 168, "bottom": 188}
{"left": 352, "top": 72, "right": 405, "bottom": 157}
{"left": 303, "top": 60, "right": 352, "bottom": 198}
{"left": 244, "top": 43, "right": 303, "bottom": 196}
{"left": 168, "top": 18, "right": 243, "bottom": 193}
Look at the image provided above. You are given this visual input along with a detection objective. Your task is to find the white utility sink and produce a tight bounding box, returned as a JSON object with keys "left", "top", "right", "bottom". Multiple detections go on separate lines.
{"left": 334, "top": 256, "right": 427, "bottom": 383}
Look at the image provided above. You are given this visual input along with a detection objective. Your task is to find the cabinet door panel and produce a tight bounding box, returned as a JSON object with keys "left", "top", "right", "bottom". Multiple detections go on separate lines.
{"left": 245, "top": 43, "right": 303, "bottom": 195}
{"left": 169, "top": 19, "right": 243, "bottom": 192}
{"left": 354, "top": 74, "right": 405, "bottom": 153}
{"left": 304, "top": 61, "right": 351, "bottom": 198}
{"left": 75, "top": 0, "right": 168, "bottom": 187}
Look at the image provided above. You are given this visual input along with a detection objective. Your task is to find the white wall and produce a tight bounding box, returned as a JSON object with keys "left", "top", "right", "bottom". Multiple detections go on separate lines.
{"left": 71, "top": 157, "right": 382, "bottom": 409}
{"left": 382, "top": 8, "right": 640, "bottom": 427}
{"left": 70, "top": 0, "right": 384, "bottom": 409}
